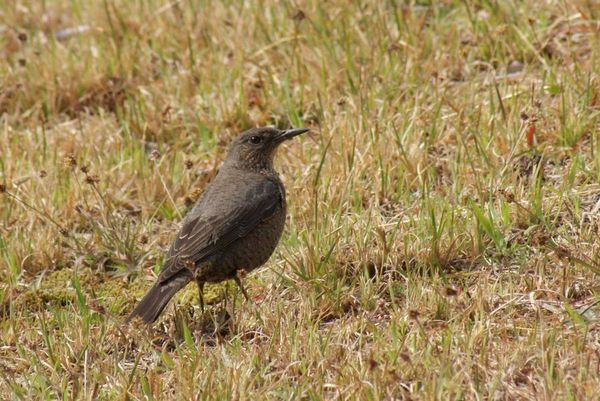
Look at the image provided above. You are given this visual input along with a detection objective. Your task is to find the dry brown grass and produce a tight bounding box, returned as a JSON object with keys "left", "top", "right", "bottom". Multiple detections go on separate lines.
{"left": 1, "top": 0, "right": 600, "bottom": 399}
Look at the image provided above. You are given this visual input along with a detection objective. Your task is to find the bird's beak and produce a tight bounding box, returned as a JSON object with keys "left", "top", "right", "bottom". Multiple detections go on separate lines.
{"left": 276, "top": 128, "right": 310, "bottom": 143}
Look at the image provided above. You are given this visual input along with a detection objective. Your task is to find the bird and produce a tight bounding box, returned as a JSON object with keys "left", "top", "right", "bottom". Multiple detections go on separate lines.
{"left": 127, "top": 126, "right": 309, "bottom": 324}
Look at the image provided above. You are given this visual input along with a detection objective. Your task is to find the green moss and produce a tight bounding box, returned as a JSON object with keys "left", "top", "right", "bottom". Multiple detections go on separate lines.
{"left": 176, "top": 282, "right": 228, "bottom": 308}
{"left": 15, "top": 268, "right": 227, "bottom": 316}
{"left": 16, "top": 269, "right": 99, "bottom": 309}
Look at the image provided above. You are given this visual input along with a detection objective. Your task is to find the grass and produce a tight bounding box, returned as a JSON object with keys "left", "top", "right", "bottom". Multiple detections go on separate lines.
{"left": 1, "top": 0, "right": 599, "bottom": 399}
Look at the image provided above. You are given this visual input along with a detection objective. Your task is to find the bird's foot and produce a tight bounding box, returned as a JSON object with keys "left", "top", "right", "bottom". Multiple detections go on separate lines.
{"left": 234, "top": 272, "right": 251, "bottom": 302}
{"left": 195, "top": 280, "right": 205, "bottom": 312}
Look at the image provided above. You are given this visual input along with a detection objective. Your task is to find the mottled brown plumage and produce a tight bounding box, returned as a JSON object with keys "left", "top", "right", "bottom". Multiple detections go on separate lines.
{"left": 127, "top": 127, "right": 308, "bottom": 323}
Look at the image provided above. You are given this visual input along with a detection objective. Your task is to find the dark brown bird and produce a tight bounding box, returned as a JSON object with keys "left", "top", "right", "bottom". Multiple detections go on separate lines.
{"left": 128, "top": 127, "right": 308, "bottom": 323}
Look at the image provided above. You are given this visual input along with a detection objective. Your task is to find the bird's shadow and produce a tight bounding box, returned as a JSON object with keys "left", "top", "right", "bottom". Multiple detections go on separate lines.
{"left": 165, "top": 290, "right": 250, "bottom": 349}
{"left": 179, "top": 306, "right": 233, "bottom": 344}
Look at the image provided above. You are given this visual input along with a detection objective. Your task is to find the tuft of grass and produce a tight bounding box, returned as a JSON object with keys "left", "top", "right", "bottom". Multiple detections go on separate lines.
{"left": 1, "top": 0, "right": 600, "bottom": 399}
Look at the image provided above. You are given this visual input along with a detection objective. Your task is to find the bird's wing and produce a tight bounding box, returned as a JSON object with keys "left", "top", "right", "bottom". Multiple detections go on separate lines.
{"left": 157, "top": 177, "right": 282, "bottom": 283}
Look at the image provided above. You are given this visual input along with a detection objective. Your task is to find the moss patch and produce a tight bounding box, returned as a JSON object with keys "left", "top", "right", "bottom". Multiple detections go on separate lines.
{"left": 12, "top": 268, "right": 226, "bottom": 316}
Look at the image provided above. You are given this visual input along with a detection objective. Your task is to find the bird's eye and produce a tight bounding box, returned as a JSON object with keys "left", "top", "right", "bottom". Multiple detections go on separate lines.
{"left": 249, "top": 136, "right": 262, "bottom": 144}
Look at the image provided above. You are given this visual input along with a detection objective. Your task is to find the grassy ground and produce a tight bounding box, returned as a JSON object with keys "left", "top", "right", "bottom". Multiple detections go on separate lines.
{"left": 1, "top": 0, "right": 599, "bottom": 399}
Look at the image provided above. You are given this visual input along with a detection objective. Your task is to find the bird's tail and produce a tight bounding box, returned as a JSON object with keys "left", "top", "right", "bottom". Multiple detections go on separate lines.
{"left": 127, "top": 277, "right": 189, "bottom": 324}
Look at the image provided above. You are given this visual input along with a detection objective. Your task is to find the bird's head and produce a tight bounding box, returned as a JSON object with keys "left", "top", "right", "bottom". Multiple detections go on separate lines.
{"left": 223, "top": 127, "right": 309, "bottom": 171}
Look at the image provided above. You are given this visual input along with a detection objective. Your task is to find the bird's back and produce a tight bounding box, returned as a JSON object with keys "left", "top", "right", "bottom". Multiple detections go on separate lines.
{"left": 158, "top": 165, "right": 286, "bottom": 283}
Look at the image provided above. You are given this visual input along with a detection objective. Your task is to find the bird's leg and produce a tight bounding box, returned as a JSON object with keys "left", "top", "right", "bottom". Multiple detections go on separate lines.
{"left": 196, "top": 280, "right": 205, "bottom": 312}
{"left": 190, "top": 261, "right": 205, "bottom": 312}
{"left": 233, "top": 274, "right": 250, "bottom": 302}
